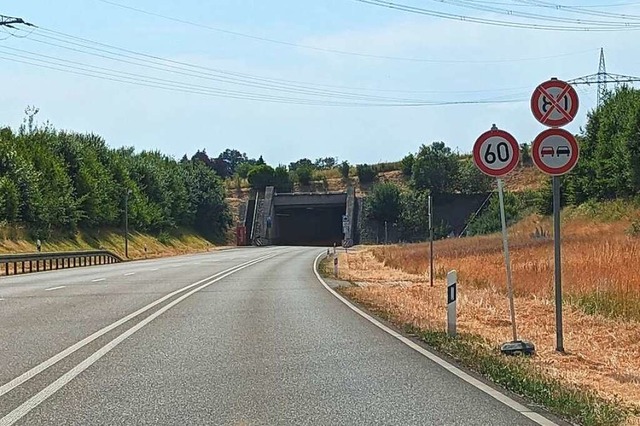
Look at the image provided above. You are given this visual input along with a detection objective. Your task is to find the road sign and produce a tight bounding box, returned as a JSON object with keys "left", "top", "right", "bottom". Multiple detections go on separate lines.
{"left": 473, "top": 127, "right": 520, "bottom": 177}
{"left": 531, "top": 128, "right": 579, "bottom": 176}
{"left": 531, "top": 79, "right": 579, "bottom": 127}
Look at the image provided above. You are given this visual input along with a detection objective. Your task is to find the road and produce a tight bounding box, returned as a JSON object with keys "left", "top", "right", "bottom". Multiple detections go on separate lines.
{"left": 0, "top": 246, "right": 557, "bottom": 425}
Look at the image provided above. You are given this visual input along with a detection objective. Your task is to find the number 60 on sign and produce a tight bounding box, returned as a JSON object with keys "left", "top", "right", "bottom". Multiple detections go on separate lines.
{"left": 473, "top": 128, "right": 520, "bottom": 178}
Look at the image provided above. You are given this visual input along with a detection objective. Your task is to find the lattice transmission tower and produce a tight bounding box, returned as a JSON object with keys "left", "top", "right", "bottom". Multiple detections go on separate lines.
{"left": 569, "top": 48, "right": 640, "bottom": 107}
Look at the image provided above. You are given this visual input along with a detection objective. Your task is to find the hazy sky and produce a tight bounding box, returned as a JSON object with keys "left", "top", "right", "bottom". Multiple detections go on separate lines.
{"left": 1, "top": 1, "right": 639, "bottom": 165}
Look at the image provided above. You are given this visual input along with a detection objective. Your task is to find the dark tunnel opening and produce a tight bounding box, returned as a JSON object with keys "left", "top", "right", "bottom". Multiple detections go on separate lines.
{"left": 274, "top": 205, "right": 344, "bottom": 246}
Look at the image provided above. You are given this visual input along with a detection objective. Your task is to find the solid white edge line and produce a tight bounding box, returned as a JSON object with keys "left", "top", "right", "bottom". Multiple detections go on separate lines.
{"left": 0, "top": 253, "right": 276, "bottom": 398}
{"left": 0, "top": 252, "right": 279, "bottom": 426}
{"left": 44, "top": 286, "right": 66, "bottom": 292}
{"left": 312, "top": 253, "right": 558, "bottom": 426}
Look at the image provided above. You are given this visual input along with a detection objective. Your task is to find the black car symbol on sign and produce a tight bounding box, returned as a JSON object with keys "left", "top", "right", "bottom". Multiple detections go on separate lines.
{"left": 556, "top": 146, "right": 571, "bottom": 157}
{"left": 541, "top": 147, "right": 555, "bottom": 157}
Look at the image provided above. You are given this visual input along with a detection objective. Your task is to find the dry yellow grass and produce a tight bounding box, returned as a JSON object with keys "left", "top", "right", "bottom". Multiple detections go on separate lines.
{"left": 333, "top": 209, "right": 640, "bottom": 412}
{"left": 0, "top": 226, "right": 220, "bottom": 260}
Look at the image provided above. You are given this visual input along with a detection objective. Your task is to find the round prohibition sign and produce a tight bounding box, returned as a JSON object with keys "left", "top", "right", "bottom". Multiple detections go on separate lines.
{"left": 532, "top": 128, "right": 579, "bottom": 176}
{"left": 473, "top": 128, "right": 520, "bottom": 177}
{"left": 531, "top": 79, "right": 579, "bottom": 127}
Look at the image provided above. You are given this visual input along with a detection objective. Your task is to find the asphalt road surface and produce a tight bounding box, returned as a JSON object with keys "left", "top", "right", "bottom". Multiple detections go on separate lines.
{"left": 0, "top": 247, "right": 558, "bottom": 425}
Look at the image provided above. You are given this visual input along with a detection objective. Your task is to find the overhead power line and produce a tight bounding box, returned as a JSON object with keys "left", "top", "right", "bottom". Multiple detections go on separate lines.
{"left": 12, "top": 27, "right": 533, "bottom": 102}
{"left": 3, "top": 29, "right": 530, "bottom": 107}
{"left": 354, "top": 0, "right": 640, "bottom": 30}
{"left": 428, "top": 0, "right": 640, "bottom": 24}
{"left": 93, "top": 0, "right": 604, "bottom": 59}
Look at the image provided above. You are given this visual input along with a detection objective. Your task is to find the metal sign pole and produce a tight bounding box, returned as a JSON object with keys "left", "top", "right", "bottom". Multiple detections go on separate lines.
{"left": 428, "top": 195, "right": 434, "bottom": 287}
{"left": 497, "top": 178, "right": 518, "bottom": 342}
{"left": 553, "top": 176, "right": 564, "bottom": 352}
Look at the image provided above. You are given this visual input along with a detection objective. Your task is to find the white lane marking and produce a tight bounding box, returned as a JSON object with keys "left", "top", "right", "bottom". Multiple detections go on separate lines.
{"left": 149, "top": 268, "right": 159, "bottom": 271}
{"left": 0, "top": 298, "right": 4, "bottom": 301}
{"left": 44, "top": 286, "right": 66, "bottom": 292}
{"left": 0, "top": 253, "right": 279, "bottom": 400}
{"left": 124, "top": 272, "right": 135, "bottom": 276}
{"left": 91, "top": 278, "right": 105, "bottom": 282}
{"left": 312, "top": 253, "right": 557, "bottom": 426}
{"left": 0, "top": 252, "right": 279, "bottom": 426}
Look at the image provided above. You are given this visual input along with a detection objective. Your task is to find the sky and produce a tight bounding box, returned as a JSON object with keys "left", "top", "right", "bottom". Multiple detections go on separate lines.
{"left": 1, "top": 0, "right": 640, "bottom": 165}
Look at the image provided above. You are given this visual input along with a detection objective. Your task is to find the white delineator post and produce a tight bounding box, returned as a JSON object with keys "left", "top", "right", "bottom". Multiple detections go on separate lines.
{"left": 334, "top": 256, "right": 338, "bottom": 278}
{"left": 447, "top": 270, "right": 457, "bottom": 337}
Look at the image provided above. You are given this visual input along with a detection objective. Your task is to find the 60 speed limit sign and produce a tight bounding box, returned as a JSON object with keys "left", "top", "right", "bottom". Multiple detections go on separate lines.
{"left": 473, "top": 127, "right": 520, "bottom": 177}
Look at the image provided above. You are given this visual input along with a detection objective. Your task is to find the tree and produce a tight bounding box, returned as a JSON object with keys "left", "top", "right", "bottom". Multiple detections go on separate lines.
{"left": 273, "top": 165, "right": 293, "bottom": 193}
{"left": 0, "top": 113, "right": 231, "bottom": 241}
{"left": 412, "top": 142, "right": 459, "bottom": 194}
{"left": 247, "top": 164, "right": 275, "bottom": 190}
{"left": 339, "top": 161, "right": 350, "bottom": 179}
{"left": 456, "top": 159, "right": 493, "bottom": 194}
{"left": 0, "top": 177, "right": 19, "bottom": 221}
{"left": 217, "top": 148, "right": 248, "bottom": 176}
{"left": 467, "top": 191, "right": 521, "bottom": 236}
{"left": 296, "top": 165, "right": 313, "bottom": 185}
{"left": 365, "top": 182, "right": 401, "bottom": 223}
{"left": 564, "top": 86, "right": 640, "bottom": 204}
{"left": 314, "top": 157, "right": 337, "bottom": 169}
{"left": 236, "top": 162, "right": 253, "bottom": 179}
{"left": 401, "top": 153, "right": 414, "bottom": 177}
{"left": 520, "top": 143, "right": 532, "bottom": 166}
{"left": 356, "top": 164, "right": 376, "bottom": 184}
{"left": 289, "top": 158, "right": 314, "bottom": 172}
{"left": 256, "top": 155, "right": 266, "bottom": 166}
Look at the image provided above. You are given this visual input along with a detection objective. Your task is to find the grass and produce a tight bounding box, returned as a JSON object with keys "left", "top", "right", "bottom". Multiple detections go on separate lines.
{"left": 0, "top": 225, "right": 219, "bottom": 260}
{"left": 371, "top": 207, "right": 640, "bottom": 319}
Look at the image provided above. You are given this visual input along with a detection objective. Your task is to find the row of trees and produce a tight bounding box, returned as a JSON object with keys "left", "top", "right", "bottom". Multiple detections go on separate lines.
{"left": 0, "top": 114, "right": 231, "bottom": 241}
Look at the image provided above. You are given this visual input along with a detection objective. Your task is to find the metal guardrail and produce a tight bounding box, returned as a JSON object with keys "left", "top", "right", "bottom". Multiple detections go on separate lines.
{"left": 0, "top": 250, "right": 123, "bottom": 277}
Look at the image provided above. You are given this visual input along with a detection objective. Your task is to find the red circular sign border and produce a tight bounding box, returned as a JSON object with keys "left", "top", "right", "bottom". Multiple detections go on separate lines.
{"left": 530, "top": 79, "right": 579, "bottom": 127}
{"left": 473, "top": 129, "right": 520, "bottom": 177}
{"left": 531, "top": 128, "right": 580, "bottom": 176}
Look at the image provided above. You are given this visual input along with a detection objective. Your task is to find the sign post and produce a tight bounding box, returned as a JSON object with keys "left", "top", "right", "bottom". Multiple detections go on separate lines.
{"left": 428, "top": 195, "right": 434, "bottom": 288}
{"left": 473, "top": 125, "right": 535, "bottom": 355}
{"left": 531, "top": 127, "right": 580, "bottom": 353}
{"left": 531, "top": 78, "right": 579, "bottom": 353}
{"left": 447, "top": 270, "right": 457, "bottom": 337}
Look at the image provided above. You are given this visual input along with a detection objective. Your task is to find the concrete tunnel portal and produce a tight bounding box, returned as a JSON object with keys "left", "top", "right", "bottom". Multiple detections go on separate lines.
{"left": 242, "top": 188, "right": 356, "bottom": 247}
{"left": 272, "top": 193, "right": 348, "bottom": 246}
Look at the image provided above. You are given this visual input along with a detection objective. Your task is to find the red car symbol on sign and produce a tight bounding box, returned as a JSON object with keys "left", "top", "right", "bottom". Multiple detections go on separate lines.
{"left": 540, "top": 147, "right": 555, "bottom": 157}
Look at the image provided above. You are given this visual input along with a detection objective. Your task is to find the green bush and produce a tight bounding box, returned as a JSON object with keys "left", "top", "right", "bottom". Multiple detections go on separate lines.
{"left": 247, "top": 164, "right": 275, "bottom": 190}
{"left": 339, "top": 161, "right": 350, "bottom": 179}
{"left": 295, "top": 165, "right": 313, "bottom": 185}
{"left": 356, "top": 164, "right": 376, "bottom": 184}
{"left": 401, "top": 153, "right": 414, "bottom": 177}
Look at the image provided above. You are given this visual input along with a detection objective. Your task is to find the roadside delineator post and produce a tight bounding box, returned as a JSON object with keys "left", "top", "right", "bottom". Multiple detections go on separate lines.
{"left": 447, "top": 270, "right": 457, "bottom": 337}
{"left": 333, "top": 256, "right": 339, "bottom": 278}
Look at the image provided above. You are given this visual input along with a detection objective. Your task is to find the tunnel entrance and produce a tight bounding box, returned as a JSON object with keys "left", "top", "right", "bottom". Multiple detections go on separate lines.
{"left": 274, "top": 205, "right": 344, "bottom": 246}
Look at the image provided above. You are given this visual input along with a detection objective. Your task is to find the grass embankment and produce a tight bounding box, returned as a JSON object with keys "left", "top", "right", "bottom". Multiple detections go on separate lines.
{"left": 0, "top": 226, "right": 219, "bottom": 260}
{"left": 329, "top": 200, "right": 640, "bottom": 425}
